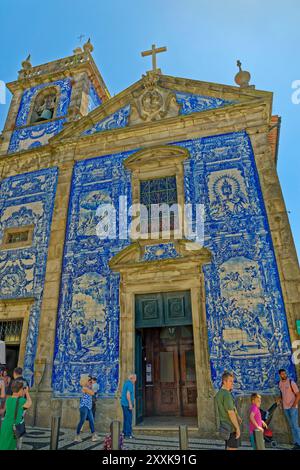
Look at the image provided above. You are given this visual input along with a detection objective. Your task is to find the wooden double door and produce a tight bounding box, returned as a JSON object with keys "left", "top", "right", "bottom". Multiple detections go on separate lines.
{"left": 136, "top": 292, "right": 197, "bottom": 422}
{"left": 140, "top": 326, "right": 197, "bottom": 418}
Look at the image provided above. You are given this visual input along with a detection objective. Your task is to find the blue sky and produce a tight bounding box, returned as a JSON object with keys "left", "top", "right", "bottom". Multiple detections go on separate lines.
{"left": 0, "top": 0, "right": 299, "bottom": 258}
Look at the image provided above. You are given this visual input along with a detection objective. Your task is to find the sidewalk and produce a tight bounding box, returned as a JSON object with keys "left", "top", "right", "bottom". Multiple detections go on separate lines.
{"left": 21, "top": 426, "right": 291, "bottom": 451}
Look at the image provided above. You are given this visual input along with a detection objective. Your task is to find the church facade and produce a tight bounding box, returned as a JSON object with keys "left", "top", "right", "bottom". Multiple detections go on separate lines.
{"left": 0, "top": 42, "right": 299, "bottom": 436}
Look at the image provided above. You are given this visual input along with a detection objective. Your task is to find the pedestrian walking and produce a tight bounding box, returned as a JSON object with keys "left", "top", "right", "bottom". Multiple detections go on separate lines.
{"left": 121, "top": 373, "right": 136, "bottom": 440}
{"left": 215, "top": 371, "right": 242, "bottom": 450}
{"left": 278, "top": 368, "right": 300, "bottom": 450}
{"left": 0, "top": 380, "right": 32, "bottom": 450}
{"left": 74, "top": 375, "right": 100, "bottom": 443}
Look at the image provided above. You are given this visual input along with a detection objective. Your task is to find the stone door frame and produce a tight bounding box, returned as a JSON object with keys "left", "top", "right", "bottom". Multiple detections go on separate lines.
{"left": 109, "top": 240, "right": 216, "bottom": 430}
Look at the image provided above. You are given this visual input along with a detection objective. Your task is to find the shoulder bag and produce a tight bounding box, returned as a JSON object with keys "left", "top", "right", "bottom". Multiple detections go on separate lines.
{"left": 12, "top": 397, "right": 26, "bottom": 440}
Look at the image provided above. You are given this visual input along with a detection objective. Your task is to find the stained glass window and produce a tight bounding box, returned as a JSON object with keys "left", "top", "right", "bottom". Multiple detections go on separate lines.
{"left": 140, "top": 176, "right": 178, "bottom": 232}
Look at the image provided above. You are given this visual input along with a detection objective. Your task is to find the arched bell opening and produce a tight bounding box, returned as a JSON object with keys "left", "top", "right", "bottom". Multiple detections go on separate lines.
{"left": 29, "top": 87, "right": 59, "bottom": 124}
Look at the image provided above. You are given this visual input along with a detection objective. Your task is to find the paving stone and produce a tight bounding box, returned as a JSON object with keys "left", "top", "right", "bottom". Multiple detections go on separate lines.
{"left": 19, "top": 426, "right": 290, "bottom": 451}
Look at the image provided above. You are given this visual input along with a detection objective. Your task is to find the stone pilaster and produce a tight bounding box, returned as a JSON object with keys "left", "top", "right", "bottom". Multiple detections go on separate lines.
{"left": 0, "top": 90, "right": 23, "bottom": 155}
{"left": 67, "top": 71, "right": 92, "bottom": 120}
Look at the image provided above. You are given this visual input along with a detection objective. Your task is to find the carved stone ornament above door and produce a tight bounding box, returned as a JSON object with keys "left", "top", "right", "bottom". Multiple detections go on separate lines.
{"left": 129, "top": 71, "right": 181, "bottom": 125}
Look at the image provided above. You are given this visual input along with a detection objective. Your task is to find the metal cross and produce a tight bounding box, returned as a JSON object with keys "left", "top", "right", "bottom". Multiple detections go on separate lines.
{"left": 77, "top": 34, "right": 85, "bottom": 44}
{"left": 141, "top": 44, "right": 167, "bottom": 72}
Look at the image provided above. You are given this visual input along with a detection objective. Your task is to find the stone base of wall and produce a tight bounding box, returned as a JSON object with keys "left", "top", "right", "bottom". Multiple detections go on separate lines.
{"left": 25, "top": 391, "right": 294, "bottom": 445}
{"left": 26, "top": 391, "right": 122, "bottom": 433}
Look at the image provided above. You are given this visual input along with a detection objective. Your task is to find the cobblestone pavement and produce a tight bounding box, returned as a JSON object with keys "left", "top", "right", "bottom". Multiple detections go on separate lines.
{"left": 20, "top": 427, "right": 291, "bottom": 451}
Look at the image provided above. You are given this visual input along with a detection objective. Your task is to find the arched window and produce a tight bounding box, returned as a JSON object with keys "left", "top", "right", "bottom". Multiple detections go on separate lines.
{"left": 30, "top": 87, "right": 58, "bottom": 124}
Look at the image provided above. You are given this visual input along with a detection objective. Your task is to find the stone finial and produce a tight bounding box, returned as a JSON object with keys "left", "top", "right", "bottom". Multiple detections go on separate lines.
{"left": 73, "top": 46, "right": 83, "bottom": 55}
{"left": 83, "top": 38, "right": 94, "bottom": 53}
{"left": 21, "top": 54, "right": 32, "bottom": 70}
{"left": 234, "top": 60, "right": 251, "bottom": 88}
{"left": 142, "top": 70, "right": 160, "bottom": 89}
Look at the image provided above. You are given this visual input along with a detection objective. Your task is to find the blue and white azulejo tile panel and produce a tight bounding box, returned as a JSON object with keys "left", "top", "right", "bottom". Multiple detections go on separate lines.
{"left": 175, "top": 92, "right": 236, "bottom": 115}
{"left": 142, "top": 243, "right": 181, "bottom": 261}
{"left": 52, "top": 152, "right": 133, "bottom": 397}
{"left": 8, "top": 78, "right": 72, "bottom": 153}
{"left": 82, "top": 104, "right": 131, "bottom": 136}
{"left": 0, "top": 168, "right": 58, "bottom": 384}
{"left": 87, "top": 82, "right": 102, "bottom": 113}
{"left": 8, "top": 119, "right": 66, "bottom": 154}
{"left": 181, "top": 131, "right": 295, "bottom": 394}
{"left": 53, "top": 130, "right": 295, "bottom": 398}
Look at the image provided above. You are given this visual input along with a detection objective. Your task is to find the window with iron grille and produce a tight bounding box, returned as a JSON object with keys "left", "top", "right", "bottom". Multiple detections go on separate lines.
{"left": 140, "top": 176, "right": 178, "bottom": 232}
{"left": 1, "top": 225, "right": 34, "bottom": 250}
{"left": 7, "top": 231, "right": 29, "bottom": 244}
{"left": 0, "top": 320, "right": 23, "bottom": 344}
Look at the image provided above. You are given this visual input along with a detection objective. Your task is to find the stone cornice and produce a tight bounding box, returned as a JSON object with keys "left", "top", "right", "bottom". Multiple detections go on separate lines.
{"left": 6, "top": 51, "right": 110, "bottom": 101}
{"left": 0, "top": 99, "right": 271, "bottom": 174}
{"left": 0, "top": 297, "right": 35, "bottom": 307}
{"left": 159, "top": 75, "right": 273, "bottom": 100}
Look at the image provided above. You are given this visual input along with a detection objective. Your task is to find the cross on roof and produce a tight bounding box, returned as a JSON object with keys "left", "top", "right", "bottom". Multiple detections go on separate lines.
{"left": 141, "top": 44, "right": 167, "bottom": 72}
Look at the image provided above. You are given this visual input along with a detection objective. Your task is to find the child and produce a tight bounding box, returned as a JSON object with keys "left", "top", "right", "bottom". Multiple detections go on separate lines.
{"left": 249, "top": 393, "right": 267, "bottom": 449}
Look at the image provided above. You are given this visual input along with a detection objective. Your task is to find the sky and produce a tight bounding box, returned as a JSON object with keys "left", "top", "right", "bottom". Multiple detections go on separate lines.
{"left": 0, "top": 0, "right": 299, "bottom": 258}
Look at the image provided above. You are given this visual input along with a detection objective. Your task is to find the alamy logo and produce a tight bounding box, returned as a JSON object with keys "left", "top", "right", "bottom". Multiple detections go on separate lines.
{"left": 0, "top": 80, "right": 5, "bottom": 105}
{"left": 95, "top": 197, "right": 205, "bottom": 247}
{"left": 292, "top": 340, "right": 300, "bottom": 365}
{"left": 291, "top": 80, "right": 300, "bottom": 104}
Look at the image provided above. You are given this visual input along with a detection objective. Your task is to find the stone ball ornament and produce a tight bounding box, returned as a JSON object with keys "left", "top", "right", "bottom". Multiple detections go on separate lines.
{"left": 234, "top": 60, "right": 251, "bottom": 88}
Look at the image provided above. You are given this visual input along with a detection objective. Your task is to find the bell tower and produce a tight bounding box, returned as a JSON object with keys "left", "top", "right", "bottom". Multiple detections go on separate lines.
{"left": 0, "top": 39, "right": 110, "bottom": 155}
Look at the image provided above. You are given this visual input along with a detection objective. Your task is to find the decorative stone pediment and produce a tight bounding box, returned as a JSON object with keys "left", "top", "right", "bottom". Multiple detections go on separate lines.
{"left": 109, "top": 239, "right": 212, "bottom": 272}
{"left": 128, "top": 71, "right": 181, "bottom": 125}
{"left": 123, "top": 145, "right": 188, "bottom": 171}
{"left": 51, "top": 73, "right": 271, "bottom": 143}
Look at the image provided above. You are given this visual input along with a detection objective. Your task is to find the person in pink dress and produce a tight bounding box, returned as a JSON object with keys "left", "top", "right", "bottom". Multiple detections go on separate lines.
{"left": 249, "top": 393, "right": 267, "bottom": 449}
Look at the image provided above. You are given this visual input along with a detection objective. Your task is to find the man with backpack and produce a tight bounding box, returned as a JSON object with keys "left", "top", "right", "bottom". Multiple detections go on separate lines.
{"left": 278, "top": 368, "right": 300, "bottom": 450}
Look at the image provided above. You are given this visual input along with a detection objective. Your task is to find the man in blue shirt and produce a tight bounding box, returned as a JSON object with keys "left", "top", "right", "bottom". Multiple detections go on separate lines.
{"left": 121, "top": 373, "right": 136, "bottom": 439}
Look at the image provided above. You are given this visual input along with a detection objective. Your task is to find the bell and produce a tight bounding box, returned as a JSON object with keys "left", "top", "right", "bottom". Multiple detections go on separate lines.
{"left": 30, "top": 110, "right": 39, "bottom": 123}
{"left": 40, "top": 108, "right": 53, "bottom": 120}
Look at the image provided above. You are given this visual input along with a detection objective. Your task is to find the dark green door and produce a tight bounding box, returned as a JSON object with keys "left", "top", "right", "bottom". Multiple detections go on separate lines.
{"left": 135, "top": 291, "right": 192, "bottom": 329}
{"left": 135, "top": 329, "right": 144, "bottom": 424}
